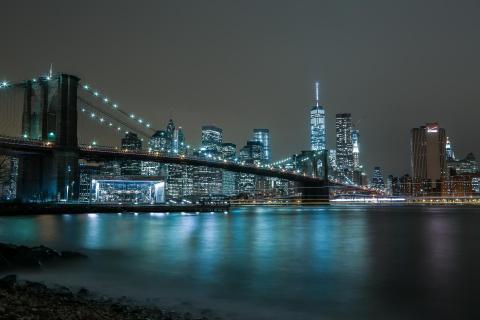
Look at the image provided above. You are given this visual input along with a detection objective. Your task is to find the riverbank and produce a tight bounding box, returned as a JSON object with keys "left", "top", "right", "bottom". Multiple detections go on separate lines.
{"left": 0, "top": 274, "right": 208, "bottom": 320}
{"left": 0, "top": 202, "right": 229, "bottom": 215}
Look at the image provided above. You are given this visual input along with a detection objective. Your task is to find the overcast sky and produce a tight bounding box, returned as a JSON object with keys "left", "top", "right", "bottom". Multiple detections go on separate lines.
{"left": 1, "top": 0, "right": 480, "bottom": 176}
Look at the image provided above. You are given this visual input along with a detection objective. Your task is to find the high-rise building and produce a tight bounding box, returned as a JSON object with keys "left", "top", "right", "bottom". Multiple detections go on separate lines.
{"left": 310, "top": 81, "right": 326, "bottom": 151}
{"left": 335, "top": 113, "right": 354, "bottom": 182}
{"left": 149, "top": 130, "right": 168, "bottom": 152}
{"left": 201, "top": 125, "right": 223, "bottom": 153}
{"left": 221, "top": 143, "right": 237, "bottom": 160}
{"left": 240, "top": 141, "right": 263, "bottom": 165}
{"left": 370, "top": 166, "right": 385, "bottom": 190}
{"left": 121, "top": 132, "right": 142, "bottom": 176}
{"left": 166, "top": 119, "right": 175, "bottom": 152}
{"left": 352, "top": 128, "right": 360, "bottom": 169}
{"left": 446, "top": 136, "right": 455, "bottom": 161}
{"left": 79, "top": 161, "right": 102, "bottom": 202}
{"left": 411, "top": 123, "right": 447, "bottom": 182}
{"left": 176, "top": 127, "right": 186, "bottom": 154}
{"left": 253, "top": 129, "right": 271, "bottom": 163}
{"left": 221, "top": 143, "right": 237, "bottom": 196}
{"left": 122, "top": 132, "right": 142, "bottom": 150}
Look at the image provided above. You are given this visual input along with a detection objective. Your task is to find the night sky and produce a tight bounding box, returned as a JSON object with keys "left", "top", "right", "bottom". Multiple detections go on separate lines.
{"left": 1, "top": 0, "right": 480, "bottom": 176}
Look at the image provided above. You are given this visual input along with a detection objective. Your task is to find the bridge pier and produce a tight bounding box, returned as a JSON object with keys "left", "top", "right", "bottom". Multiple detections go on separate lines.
{"left": 18, "top": 74, "right": 80, "bottom": 202}
{"left": 298, "top": 180, "right": 330, "bottom": 204}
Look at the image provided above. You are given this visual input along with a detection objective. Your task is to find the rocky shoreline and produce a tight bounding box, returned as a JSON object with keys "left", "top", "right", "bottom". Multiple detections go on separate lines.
{"left": 0, "top": 243, "right": 218, "bottom": 319}
{"left": 0, "top": 274, "right": 210, "bottom": 320}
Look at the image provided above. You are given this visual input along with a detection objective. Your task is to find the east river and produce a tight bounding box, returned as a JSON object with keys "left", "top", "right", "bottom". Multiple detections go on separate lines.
{"left": 1, "top": 205, "right": 479, "bottom": 319}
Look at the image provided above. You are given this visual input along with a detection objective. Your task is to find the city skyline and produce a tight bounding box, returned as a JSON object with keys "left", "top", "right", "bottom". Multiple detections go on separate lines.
{"left": 1, "top": 1, "right": 480, "bottom": 176}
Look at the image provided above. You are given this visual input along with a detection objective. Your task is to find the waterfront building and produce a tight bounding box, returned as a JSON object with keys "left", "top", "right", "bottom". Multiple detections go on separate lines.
{"left": 411, "top": 123, "right": 447, "bottom": 184}
{"left": 79, "top": 161, "right": 102, "bottom": 202}
{"left": 253, "top": 129, "right": 271, "bottom": 163}
{"left": 0, "top": 156, "right": 18, "bottom": 201}
{"left": 166, "top": 164, "right": 194, "bottom": 200}
{"left": 370, "top": 166, "right": 385, "bottom": 190}
{"left": 310, "top": 81, "right": 326, "bottom": 152}
{"left": 91, "top": 176, "right": 165, "bottom": 204}
{"left": 335, "top": 113, "right": 354, "bottom": 183}
{"left": 193, "top": 166, "right": 223, "bottom": 196}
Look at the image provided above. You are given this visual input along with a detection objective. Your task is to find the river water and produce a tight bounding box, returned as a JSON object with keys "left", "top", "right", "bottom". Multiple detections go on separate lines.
{"left": 1, "top": 205, "right": 479, "bottom": 319}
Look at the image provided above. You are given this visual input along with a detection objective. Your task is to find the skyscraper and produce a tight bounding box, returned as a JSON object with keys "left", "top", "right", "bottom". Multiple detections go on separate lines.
{"left": 335, "top": 113, "right": 354, "bottom": 182}
{"left": 120, "top": 132, "right": 142, "bottom": 176}
{"left": 310, "top": 81, "right": 326, "bottom": 151}
{"left": 352, "top": 128, "right": 360, "bottom": 169}
{"left": 446, "top": 136, "right": 455, "bottom": 161}
{"left": 201, "top": 125, "right": 223, "bottom": 154}
{"left": 370, "top": 166, "right": 385, "bottom": 190}
{"left": 411, "top": 123, "right": 447, "bottom": 182}
{"left": 149, "top": 130, "right": 168, "bottom": 152}
{"left": 253, "top": 129, "right": 271, "bottom": 163}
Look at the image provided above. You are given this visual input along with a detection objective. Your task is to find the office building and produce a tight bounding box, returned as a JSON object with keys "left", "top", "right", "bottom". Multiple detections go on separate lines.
{"left": 253, "top": 129, "right": 271, "bottom": 163}
{"left": 310, "top": 81, "right": 326, "bottom": 151}
{"left": 120, "top": 132, "right": 142, "bottom": 176}
{"left": 370, "top": 166, "right": 385, "bottom": 190}
{"left": 201, "top": 125, "right": 223, "bottom": 154}
{"left": 336, "top": 113, "right": 354, "bottom": 182}
{"left": 411, "top": 123, "right": 447, "bottom": 182}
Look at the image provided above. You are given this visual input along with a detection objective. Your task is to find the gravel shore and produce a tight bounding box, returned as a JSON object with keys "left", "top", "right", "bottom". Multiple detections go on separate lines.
{"left": 0, "top": 274, "right": 214, "bottom": 320}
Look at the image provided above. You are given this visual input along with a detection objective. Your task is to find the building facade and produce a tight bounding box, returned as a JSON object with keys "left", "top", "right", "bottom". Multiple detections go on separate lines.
{"left": 310, "top": 81, "right": 326, "bottom": 151}
{"left": 253, "top": 129, "right": 271, "bottom": 163}
{"left": 411, "top": 123, "right": 447, "bottom": 183}
{"left": 335, "top": 113, "right": 354, "bottom": 182}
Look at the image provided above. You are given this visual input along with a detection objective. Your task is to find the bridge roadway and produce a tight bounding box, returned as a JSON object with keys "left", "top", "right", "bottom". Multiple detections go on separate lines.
{"left": 0, "top": 136, "right": 326, "bottom": 184}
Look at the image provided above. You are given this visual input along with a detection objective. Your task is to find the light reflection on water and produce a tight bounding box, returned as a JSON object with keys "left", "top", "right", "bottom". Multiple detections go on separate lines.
{"left": 0, "top": 206, "right": 479, "bottom": 319}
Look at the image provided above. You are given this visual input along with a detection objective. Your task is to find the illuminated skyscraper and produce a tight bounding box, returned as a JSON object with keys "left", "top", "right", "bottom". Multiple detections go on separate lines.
{"left": 411, "top": 123, "right": 447, "bottom": 182}
{"left": 149, "top": 130, "right": 168, "bottom": 152}
{"left": 221, "top": 143, "right": 237, "bottom": 196}
{"left": 446, "top": 136, "right": 455, "bottom": 161}
{"left": 253, "top": 129, "right": 270, "bottom": 163}
{"left": 352, "top": 128, "right": 360, "bottom": 169}
{"left": 370, "top": 166, "right": 385, "bottom": 190}
{"left": 201, "top": 125, "right": 223, "bottom": 153}
{"left": 310, "top": 81, "right": 326, "bottom": 151}
{"left": 120, "top": 132, "right": 142, "bottom": 176}
{"left": 335, "top": 113, "right": 354, "bottom": 182}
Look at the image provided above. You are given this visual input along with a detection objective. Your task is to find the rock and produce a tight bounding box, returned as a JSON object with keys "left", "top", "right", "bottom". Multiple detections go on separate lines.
{"left": 51, "top": 285, "right": 74, "bottom": 298}
{"left": 77, "top": 287, "right": 90, "bottom": 297}
{"left": 60, "top": 251, "right": 88, "bottom": 260}
{"left": 0, "top": 274, "right": 17, "bottom": 289}
{"left": 0, "top": 242, "right": 87, "bottom": 271}
{"left": 23, "top": 280, "right": 48, "bottom": 294}
{"left": 0, "top": 253, "right": 11, "bottom": 271}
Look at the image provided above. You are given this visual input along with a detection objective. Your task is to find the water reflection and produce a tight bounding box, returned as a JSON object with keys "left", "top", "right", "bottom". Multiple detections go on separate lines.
{"left": 0, "top": 206, "right": 477, "bottom": 319}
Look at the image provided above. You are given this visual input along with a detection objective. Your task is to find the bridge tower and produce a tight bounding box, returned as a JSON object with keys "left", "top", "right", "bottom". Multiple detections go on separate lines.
{"left": 18, "top": 74, "right": 80, "bottom": 201}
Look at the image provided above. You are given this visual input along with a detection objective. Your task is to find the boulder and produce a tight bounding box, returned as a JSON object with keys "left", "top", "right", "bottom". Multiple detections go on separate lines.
{"left": 0, "top": 274, "right": 17, "bottom": 289}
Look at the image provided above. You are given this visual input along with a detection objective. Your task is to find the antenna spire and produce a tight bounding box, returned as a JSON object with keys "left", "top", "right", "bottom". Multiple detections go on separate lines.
{"left": 49, "top": 63, "right": 53, "bottom": 78}
{"left": 314, "top": 81, "right": 320, "bottom": 107}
